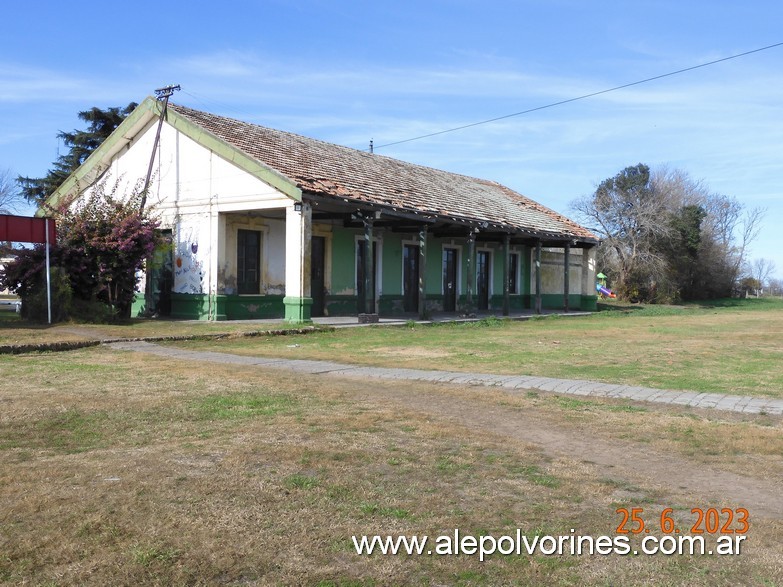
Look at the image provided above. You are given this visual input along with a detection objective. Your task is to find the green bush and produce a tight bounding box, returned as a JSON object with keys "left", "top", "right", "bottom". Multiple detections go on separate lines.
{"left": 21, "top": 267, "right": 72, "bottom": 323}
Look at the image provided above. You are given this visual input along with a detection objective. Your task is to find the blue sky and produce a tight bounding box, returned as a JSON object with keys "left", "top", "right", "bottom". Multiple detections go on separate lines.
{"left": 3, "top": 1, "right": 782, "bottom": 279}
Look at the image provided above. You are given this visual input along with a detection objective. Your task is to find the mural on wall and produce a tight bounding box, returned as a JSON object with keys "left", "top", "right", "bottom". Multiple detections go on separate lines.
{"left": 174, "top": 238, "right": 205, "bottom": 294}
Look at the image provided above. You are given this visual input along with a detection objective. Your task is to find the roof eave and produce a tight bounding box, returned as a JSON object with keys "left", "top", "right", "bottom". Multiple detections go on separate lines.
{"left": 39, "top": 97, "right": 162, "bottom": 214}
{"left": 39, "top": 97, "right": 303, "bottom": 216}
{"left": 303, "top": 190, "right": 598, "bottom": 245}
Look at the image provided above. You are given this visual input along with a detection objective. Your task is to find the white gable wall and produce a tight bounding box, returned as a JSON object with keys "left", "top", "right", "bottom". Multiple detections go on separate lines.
{"left": 82, "top": 119, "right": 293, "bottom": 298}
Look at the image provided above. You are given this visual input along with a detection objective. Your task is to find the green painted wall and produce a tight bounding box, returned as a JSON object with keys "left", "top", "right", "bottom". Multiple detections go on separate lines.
{"left": 330, "top": 229, "right": 356, "bottom": 294}
{"left": 425, "top": 237, "right": 443, "bottom": 294}
{"left": 163, "top": 227, "right": 594, "bottom": 320}
{"left": 224, "top": 295, "right": 285, "bottom": 320}
{"left": 383, "top": 233, "right": 403, "bottom": 294}
{"left": 171, "top": 293, "right": 212, "bottom": 320}
{"left": 325, "top": 295, "right": 357, "bottom": 316}
{"left": 170, "top": 293, "right": 285, "bottom": 320}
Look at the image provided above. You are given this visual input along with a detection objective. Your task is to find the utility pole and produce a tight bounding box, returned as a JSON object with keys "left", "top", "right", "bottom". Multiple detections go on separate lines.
{"left": 140, "top": 84, "right": 180, "bottom": 212}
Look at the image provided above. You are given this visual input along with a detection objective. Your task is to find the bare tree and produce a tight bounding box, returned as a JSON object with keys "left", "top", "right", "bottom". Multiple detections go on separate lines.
{"left": 750, "top": 258, "right": 776, "bottom": 296}
{"left": 734, "top": 208, "right": 766, "bottom": 284}
{"left": 571, "top": 163, "right": 672, "bottom": 298}
{"left": 572, "top": 163, "right": 767, "bottom": 302}
{"left": 767, "top": 278, "right": 783, "bottom": 297}
{"left": 0, "top": 168, "right": 22, "bottom": 214}
{"left": 650, "top": 165, "right": 710, "bottom": 208}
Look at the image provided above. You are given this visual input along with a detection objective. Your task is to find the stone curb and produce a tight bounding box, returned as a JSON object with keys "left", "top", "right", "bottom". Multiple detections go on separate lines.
{"left": 0, "top": 326, "right": 329, "bottom": 355}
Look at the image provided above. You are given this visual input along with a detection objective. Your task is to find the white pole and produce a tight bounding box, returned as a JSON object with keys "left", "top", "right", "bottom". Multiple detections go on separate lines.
{"left": 45, "top": 218, "right": 51, "bottom": 324}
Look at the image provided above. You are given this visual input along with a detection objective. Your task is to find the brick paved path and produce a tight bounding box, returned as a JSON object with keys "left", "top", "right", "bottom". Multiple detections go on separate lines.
{"left": 108, "top": 341, "right": 783, "bottom": 415}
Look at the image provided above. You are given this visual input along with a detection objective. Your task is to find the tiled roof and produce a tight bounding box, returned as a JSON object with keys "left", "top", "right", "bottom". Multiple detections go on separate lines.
{"left": 168, "top": 103, "right": 597, "bottom": 242}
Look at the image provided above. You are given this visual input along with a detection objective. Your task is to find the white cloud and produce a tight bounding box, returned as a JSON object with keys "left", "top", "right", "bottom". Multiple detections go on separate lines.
{"left": 0, "top": 63, "right": 89, "bottom": 102}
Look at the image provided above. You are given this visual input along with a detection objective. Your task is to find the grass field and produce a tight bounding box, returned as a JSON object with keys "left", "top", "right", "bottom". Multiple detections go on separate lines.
{"left": 1, "top": 298, "right": 782, "bottom": 585}
{"left": 176, "top": 298, "right": 783, "bottom": 397}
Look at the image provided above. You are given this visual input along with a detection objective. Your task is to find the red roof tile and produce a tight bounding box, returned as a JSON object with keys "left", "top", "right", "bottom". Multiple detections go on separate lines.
{"left": 169, "top": 103, "right": 597, "bottom": 242}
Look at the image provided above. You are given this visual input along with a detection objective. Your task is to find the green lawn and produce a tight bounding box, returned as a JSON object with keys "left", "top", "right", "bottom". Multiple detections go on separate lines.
{"left": 175, "top": 298, "right": 783, "bottom": 397}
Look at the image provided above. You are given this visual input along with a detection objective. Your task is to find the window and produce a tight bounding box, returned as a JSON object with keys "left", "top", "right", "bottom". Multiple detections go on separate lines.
{"left": 508, "top": 253, "right": 519, "bottom": 294}
{"left": 237, "top": 229, "right": 261, "bottom": 294}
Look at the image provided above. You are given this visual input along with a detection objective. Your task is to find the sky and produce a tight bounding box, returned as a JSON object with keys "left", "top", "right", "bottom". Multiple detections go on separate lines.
{"left": 2, "top": 0, "right": 782, "bottom": 280}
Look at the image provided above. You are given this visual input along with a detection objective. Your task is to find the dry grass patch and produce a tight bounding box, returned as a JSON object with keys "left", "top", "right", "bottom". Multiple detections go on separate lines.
{"left": 1, "top": 347, "right": 781, "bottom": 585}
{"left": 503, "top": 392, "right": 783, "bottom": 482}
{"left": 0, "top": 312, "right": 302, "bottom": 346}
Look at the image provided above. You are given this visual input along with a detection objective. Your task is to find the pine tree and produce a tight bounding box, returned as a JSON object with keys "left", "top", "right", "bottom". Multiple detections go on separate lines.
{"left": 17, "top": 103, "right": 137, "bottom": 206}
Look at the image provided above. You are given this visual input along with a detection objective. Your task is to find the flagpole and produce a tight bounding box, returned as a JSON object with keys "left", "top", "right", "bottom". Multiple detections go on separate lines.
{"left": 45, "top": 218, "right": 51, "bottom": 324}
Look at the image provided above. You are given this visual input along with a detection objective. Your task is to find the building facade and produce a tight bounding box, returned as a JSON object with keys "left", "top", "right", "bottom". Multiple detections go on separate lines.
{"left": 46, "top": 97, "right": 599, "bottom": 322}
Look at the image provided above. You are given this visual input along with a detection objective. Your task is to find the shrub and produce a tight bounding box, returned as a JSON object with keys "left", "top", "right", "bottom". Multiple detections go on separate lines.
{"left": 0, "top": 178, "right": 162, "bottom": 322}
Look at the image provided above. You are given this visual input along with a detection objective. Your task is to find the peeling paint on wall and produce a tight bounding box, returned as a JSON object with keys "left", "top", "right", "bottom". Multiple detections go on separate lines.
{"left": 218, "top": 264, "right": 236, "bottom": 295}
{"left": 174, "top": 238, "right": 205, "bottom": 294}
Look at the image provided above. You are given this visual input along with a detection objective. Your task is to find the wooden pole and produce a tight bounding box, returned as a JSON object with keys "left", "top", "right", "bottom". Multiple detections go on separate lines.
{"left": 466, "top": 229, "right": 476, "bottom": 313}
{"left": 564, "top": 242, "right": 571, "bottom": 312}
{"left": 140, "top": 85, "right": 180, "bottom": 212}
{"left": 535, "top": 240, "right": 542, "bottom": 314}
{"left": 502, "top": 234, "right": 510, "bottom": 316}
{"left": 418, "top": 225, "right": 428, "bottom": 320}
{"left": 363, "top": 217, "right": 374, "bottom": 315}
{"left": 45, "top": 217, "right": 51, "bottom": 324}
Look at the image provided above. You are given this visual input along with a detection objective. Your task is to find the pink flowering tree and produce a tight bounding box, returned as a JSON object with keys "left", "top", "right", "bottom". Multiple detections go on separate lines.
{"left": 1, "top": 180, "right": 162, "bottom": 321}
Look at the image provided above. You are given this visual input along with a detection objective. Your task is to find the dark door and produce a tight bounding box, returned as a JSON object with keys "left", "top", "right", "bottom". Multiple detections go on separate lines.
{"left": 476, "top": 250, "right": 490, "bottom": 310}
{"left": 147, "top": 229, "right": 173, "bottom": 316}
{"left": 311, "top": 236, "right": 325, "bottom": 317}
{"left": 403, "top": 244, "right": 419, "bottom": 312}
{"left": 442, "top": 248, "right": 457, "bottom": 312}
{"left": 237, "top": 229, "right": 261, "bottom": 294}
{"left": 356, "top": 240, "right": 377, "bottom": 313}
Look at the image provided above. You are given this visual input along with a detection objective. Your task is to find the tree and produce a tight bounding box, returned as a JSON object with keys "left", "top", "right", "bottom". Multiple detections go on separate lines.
{"left": 767, "top": 278, "right": 783, "bottom": 297}
{"left": 0, "top": 179, "right": 161, "bottom": 321}
{"left": 750, "top": 258, "right": 776, "bottom": 296}
{"left": 0, "top": 168, "right": 23, "bottom": 214}
{"left": 661, "top": 204, "right": 707, "bottom": 300}
{"left": 17, "top": 103, "right": 137, "bottom": 206}
{"left": 571, "top": 163, "right": 672, "bottom": 300}
{"left": 738, "top": 276, "right": 761, "bottom": 298}
{"left": 572, "top": 164, "right": 766, "bottom": 302}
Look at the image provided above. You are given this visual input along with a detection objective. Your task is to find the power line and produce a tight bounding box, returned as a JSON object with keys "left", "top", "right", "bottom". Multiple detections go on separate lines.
{"left": 372, "top": 41, "right": 783, "bottom": 151}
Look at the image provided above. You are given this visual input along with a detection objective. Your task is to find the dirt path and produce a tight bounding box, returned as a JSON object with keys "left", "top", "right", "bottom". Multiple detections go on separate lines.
{"left": 331, "top": 380, "right": 783, "bottom": 521}
{"left": 109, "top": 341, "right": 783, "bottom": 521}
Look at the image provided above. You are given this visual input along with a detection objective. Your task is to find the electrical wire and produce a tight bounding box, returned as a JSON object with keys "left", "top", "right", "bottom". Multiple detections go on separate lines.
{"left": 372, "top": 41, "right": 783, "bottom": 151}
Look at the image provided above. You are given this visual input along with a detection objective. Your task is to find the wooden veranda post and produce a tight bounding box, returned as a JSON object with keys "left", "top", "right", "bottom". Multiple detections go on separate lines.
{"left": 535, "top": 240, "right": 542, "bottom": 315}
{"left": 418, "top": 225, "right": 428, "bottom": 320}
{"left": 363, "top": 216, "right": 374, "bottom": 317}
{"left": 502, "top": 233, "right": 510, "bottom": 316}
{"left": 465, "top": 229, "right": 476, "bottom": 313}
{"left": 563, "top": 242, "right": 571, "bottom": 312}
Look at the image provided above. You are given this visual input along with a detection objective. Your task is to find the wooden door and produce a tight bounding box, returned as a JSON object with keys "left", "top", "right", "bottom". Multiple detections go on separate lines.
{"left": 476, "top": 250, "right": 490, "bottom": 310}
{"left": 403, "top": 244, "right": 419, "bottom": 312}
{"left": 311, "top": 236, "right": 325, "bottom": 317}
{"left": 442, "top": 248, "right": 457, "bottom": 312}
